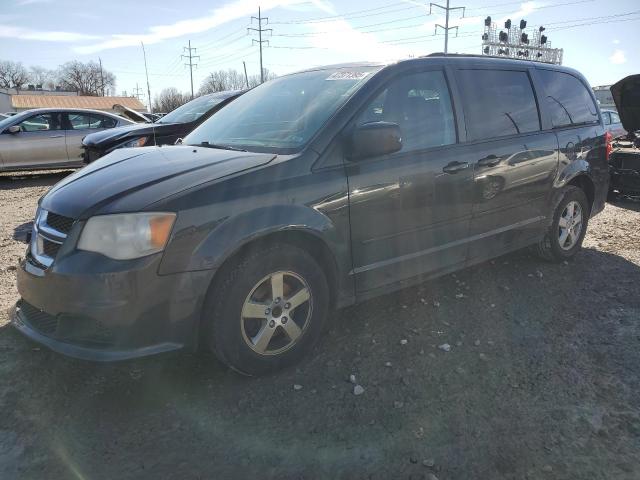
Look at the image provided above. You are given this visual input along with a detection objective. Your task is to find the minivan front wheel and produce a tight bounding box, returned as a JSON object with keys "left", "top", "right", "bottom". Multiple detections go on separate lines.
{"left": 203, "top": 243, "right": 330, "bottom": 375}
{"left": 537, "top": 186, "right": 589, "bottom": 262}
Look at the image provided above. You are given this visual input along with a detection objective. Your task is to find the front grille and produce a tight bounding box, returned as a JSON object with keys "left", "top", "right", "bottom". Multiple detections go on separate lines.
{"left": 18, "top": 301, "right": 58, "bottom": 336}
{"left": 29, "top": 210, "right": 75, "bottom": 268}
{"left": 45, "top": 212, "right": 74, "bottom": 235}
{"left": 42, "top": 239, "right": 61, "bottom": 258}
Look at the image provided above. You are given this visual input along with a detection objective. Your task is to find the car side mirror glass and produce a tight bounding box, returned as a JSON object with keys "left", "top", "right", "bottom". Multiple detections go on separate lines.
{"left": 7, "top": 125, "right": 21, "bottom": 134}
{"left": 347, "top": 122, "right": 402, "bottom": 161}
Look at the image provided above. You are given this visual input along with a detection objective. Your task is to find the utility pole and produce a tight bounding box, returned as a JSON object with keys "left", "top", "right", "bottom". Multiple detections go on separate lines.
{"left": 248, "top": 7, "right": 272, "bottom": 83}
{"left": 132, "top": 83, "right": 144, "bottom": 101}
{"left": 430, "top": 0, "right": 466, "bottom": 54}
{"left": 98, "top": 57, "right": 105, "bottom": 96}
{"left": 182, "top": 40, "right": 200, "bottom": 99}
{"left": 243, "top": 61, "right": 249, "bottom": 88}
{"left": 141, "top": 41, "right": 153, "bottom": 113}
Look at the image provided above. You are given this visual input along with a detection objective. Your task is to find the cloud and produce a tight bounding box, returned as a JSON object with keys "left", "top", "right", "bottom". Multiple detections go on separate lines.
{"left": 610, "top": 49, "right": 626, "bottom": 65}
{"left": 612, "top": 39, "right": 620, "bottom": 44}
{"left": 74, "top": 0, "right": 333, "bottom": 54}
{"left": 308, "top": 19, "right": 406, "bottom": 61}
{"left": 0, "top": 24, "right": 99, "bottom": 42}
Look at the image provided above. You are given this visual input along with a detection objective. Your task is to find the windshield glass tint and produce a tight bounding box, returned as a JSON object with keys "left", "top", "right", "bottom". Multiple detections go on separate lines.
{"left": 184, "top": 67, "right": 381, "bottom": 153}
{"left": 157, "top": 94, "right": 232, "bottom": 124}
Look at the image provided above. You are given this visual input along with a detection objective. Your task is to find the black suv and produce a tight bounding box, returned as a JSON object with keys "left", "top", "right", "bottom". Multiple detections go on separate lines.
{"left": 13, "top": 56, "right": 610, "bottom": 375}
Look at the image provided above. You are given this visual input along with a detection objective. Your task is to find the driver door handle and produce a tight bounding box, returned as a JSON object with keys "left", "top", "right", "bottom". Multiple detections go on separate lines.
{"left": 442, "top": 161, "right": 470, "bottom": 174}
{"left": 477, "top": 154, "right": 500, "bottom": 167}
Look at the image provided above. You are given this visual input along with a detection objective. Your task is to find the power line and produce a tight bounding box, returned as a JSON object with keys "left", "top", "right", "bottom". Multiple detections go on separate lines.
{"left": 182, "top": 40, "right": 200, "bottom": 99}
{"left": 248, "top": 7, "right": 272, "bottom": 83}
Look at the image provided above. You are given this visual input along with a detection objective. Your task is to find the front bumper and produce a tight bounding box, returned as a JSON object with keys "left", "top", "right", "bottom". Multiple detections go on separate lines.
{"left": 12, "top": 252, "right": 213, "bottom": 362}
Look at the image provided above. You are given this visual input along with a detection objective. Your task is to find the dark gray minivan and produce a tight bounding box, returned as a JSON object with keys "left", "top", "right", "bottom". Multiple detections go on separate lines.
{"left": 13, "top": 55, "right": 610, "bottom": 375}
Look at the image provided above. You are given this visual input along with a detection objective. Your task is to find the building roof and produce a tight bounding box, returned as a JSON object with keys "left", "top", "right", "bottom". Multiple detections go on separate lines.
{"left": 11, "top": 95, "right": 145, "bottom": 111}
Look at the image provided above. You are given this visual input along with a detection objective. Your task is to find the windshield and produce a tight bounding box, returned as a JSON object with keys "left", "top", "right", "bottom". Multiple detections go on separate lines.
{"left": 157, "top": 93, "right": 236, "bottom": 124}
{"left": 184, "top": 67, "right": 381, "bottom": 153}
{"left": 0, "top": 112, "right": 28, "bottom": 131}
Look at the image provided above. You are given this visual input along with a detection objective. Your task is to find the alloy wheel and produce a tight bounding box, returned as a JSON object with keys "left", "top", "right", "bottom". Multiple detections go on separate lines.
{"left": 558, "top": 200, "right": 583, "bottom": 250}
{"left": 240, "top": 271, "right": 313, "bottom": 355}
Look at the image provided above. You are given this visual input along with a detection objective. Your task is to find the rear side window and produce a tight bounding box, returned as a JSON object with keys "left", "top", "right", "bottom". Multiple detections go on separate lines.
{"left": 457, "top": 69, "right": 540, "bottom": 141}
{"left": 610, "top": 111, "right": 620, "bottom": 124}
{"left": 537, "top": 70, "right": 598, "bottom": 128}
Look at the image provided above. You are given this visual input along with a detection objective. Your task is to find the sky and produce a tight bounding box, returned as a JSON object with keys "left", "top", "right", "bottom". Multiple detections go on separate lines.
{"left": 0, "top": 0, "right": 638, "bottom": 108}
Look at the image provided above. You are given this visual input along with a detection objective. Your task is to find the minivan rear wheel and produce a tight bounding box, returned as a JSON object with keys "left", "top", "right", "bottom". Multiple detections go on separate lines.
{"left": 203, "top": 243, "right": 330, "bottom": 376}
{"left": 536, "top": 186, "right": 589, "bottom": 262}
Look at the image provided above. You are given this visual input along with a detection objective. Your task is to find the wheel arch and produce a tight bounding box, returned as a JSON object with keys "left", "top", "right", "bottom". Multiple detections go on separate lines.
{"left": 567, "top": 174, "right": 595, "bottom": 214}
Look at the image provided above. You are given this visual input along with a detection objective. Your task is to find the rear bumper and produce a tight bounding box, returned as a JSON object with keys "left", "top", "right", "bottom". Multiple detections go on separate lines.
{"left": 13, "top": 253, "right": 213, "bottom": 362}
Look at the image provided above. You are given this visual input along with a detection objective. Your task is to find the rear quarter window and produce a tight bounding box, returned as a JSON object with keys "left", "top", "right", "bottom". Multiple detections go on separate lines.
{"left": 456, "top": 69, "right": 540, "bottom": 142}
{"left": 537, "top": 70, "right": 599, "bottom": 128}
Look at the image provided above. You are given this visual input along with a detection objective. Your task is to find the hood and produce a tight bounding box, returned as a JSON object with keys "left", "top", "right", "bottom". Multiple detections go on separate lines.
{"left": 113, "top": 104, "right": 151, "bottom": 123}
{"left": 611, "top": 74, "right": 640, "bottom": 133}
{"left": 82, "top": 122, "right": 183, "bottom": 147}
{"left": 41, "top": 145, "right": 276, "bottom": 219}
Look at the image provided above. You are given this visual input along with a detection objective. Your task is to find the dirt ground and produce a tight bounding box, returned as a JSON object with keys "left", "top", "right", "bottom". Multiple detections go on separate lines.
{"left": 0, "top": 171, "right": 639, "bottom": 480}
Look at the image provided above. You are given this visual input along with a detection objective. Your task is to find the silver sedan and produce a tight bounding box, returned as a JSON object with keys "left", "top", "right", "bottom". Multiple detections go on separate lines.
{"left": 0, "top": 108, "right": 133, "bottom": 172}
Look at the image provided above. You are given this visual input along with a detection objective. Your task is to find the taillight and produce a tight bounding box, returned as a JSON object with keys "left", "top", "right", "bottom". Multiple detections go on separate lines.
{"left": 605, "top": 131, "right": 613, "bottom": 162}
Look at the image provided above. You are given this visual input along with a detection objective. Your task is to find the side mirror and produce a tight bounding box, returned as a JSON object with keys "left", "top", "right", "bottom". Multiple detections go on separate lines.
{"left": 7, "top": 125, "right": 21, "bottom": 134}
{"left": 347, "top": 122, "right": 402, "bottom": 160}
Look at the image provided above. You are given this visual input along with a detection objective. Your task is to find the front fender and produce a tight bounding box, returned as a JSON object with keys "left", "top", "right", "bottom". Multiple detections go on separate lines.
{"left": 159, "top": 204, "right": 349, "bottom": 277}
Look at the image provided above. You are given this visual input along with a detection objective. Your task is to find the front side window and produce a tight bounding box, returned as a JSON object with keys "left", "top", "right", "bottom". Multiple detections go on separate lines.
{"left": 538, "top": 70, "right": 599, "bottom": 128}
{"left": 457, "top": 69, "right": 540, "bottom": 141}
{"left": 355, "top": 70, "right": 456, "bottom": 151}
{"left": 18, "top": 113, "right": 62, "bottom": 132}
{"left": 185, "top": 67, "right": 381, "bottom": 153}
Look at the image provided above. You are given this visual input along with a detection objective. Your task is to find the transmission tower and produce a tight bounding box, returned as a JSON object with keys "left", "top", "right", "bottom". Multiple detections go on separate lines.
{"left": 430, "top": 0, "right": 466, "bottom": 54}
{"left": 182, "top": 40, "right": 200, "bottom": 98}
{"left": 248, "top": 7, "right": 272, "bottom": 83}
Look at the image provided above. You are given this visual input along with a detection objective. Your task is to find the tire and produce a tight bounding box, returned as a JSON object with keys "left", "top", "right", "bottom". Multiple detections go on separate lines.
{"left": 536, "top": 186, "right": 590, "bottom": 262}
{"left": 202, "top": 243, "right": 330, "bottom": 376}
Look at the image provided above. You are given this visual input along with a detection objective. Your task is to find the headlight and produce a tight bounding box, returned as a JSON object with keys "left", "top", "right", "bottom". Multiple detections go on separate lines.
{"left": 77, "top": 213, "right": 176, "bottom": 260}
{"left": 120, "top": 137, "right": 148, "bottom": 148}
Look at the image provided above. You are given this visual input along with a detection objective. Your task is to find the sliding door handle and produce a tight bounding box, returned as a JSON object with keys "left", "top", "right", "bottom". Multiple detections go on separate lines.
{"left": 442, "top": 161, "right": 470, "bottom": 174}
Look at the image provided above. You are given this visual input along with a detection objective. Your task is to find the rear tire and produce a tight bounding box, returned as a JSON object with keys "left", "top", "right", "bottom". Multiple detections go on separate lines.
{"left": 202, "top": 243, "right": 330, "bottom": 376}
{"left": 536, "top": 186, "right": 589, "bottom": 262}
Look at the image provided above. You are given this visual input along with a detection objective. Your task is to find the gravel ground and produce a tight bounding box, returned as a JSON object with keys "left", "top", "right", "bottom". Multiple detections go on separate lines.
{"left": 1, "top": 171, "right": 639, "bottom": 480}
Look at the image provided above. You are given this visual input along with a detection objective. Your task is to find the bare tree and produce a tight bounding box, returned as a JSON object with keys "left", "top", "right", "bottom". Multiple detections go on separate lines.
{"left": 57, "top": 60, "right": 116, "bottom": 96}
{"left": 0, "top": 61, "right": 30, "bottom": 90}
{"left": 153, "top": 87, "right": 190, "bottom": 113}
{"left": 199, "top": 68, "right": 277, "bottom": 95}
{"left": 29, "top": 66, "right": 54, "bottom": 88}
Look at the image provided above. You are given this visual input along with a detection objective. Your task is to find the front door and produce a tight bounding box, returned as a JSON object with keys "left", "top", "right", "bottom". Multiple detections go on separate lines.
{"left": 346, "top": 69, "right": 475, "bottom": 293}
{"left": 0, "top": 112, "right": 67, "bottom": 169}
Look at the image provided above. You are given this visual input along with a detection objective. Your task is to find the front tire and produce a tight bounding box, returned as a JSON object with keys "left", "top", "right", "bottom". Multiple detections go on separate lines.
{"left": 203, "top": 243, "right": 330, "bottom": 376}
{"left": 536, "top": 186, "right": 589, "bottom": 262}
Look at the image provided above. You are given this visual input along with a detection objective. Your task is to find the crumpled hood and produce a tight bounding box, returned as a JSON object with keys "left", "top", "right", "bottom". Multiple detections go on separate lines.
{"left": 41, "top": 145, "right": 276, "bottom": 219}
{"left": 611, "top": 74, "right": 640, "bottom": 133}
{"left": 82, "top": 122, "right": 182, "bottom": 147}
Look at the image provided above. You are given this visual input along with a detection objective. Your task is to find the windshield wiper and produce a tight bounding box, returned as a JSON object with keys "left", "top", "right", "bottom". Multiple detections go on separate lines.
{"left": 197, "top": 141, "right": 247, "bottom": 152}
